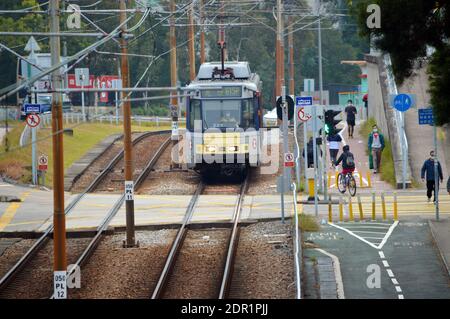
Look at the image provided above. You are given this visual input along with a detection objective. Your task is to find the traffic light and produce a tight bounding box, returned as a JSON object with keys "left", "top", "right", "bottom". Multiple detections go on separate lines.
{"left": 325, "top": 110, "right": 342, "bottom": 135}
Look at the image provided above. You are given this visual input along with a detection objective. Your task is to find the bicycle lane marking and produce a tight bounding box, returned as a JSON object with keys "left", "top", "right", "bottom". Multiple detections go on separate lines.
{"left": 329, "top": 221, "right": 403, "bottom": 298}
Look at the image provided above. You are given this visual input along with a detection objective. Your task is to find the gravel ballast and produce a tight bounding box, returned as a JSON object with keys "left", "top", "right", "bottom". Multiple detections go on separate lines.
{"left": 69, "top": 230, "right": 177, "bottom": 299}
{"left": 229, "top": 221, "right": 296, "bottom": 299}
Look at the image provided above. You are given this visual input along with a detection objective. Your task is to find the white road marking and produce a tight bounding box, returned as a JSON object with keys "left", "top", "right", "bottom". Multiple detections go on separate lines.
{"left": 379, "top": 251, "right": 385, "bottom": 259}
{"left": 395, "top": 286, "right": 402, "bottom": 293}
{"left": 387, "top": 269, "right": 394, "bottom": 277}
{"left": 378, "top": 221, "right": 399, "bottom": 249}
{"left": 392, "top": 278, "right": 399, "bottom": 285}
{"left": 398, "top": 295, "right": 404, "bottom": 299}
{"left": 315, "top": 248, "right": 345, "bottom": 299}
{"left": 328, "top": 222, "right": 379, "bottom": 249}
{"left": 382, "top": 260, "right": 390, "bottom": 267}
{"left": 352, "top": 230, "right": 388, "bottom": 234}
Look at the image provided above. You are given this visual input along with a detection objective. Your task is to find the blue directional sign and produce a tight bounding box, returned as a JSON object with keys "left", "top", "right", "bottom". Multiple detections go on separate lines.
{"left": 24, "top": 104, "right": 41, "bottom": 114}
{"left": 393, "top": 94, "right": 413, "bottom": 112}
{"left": 418, "top": 108, "right": 434, "bottom": 125}
{"left": 296, "top": 96, "right": 313, "bottom": 107}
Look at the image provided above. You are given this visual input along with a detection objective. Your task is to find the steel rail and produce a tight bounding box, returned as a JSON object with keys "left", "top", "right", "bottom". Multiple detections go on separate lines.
{"left": 0, "top": 130, "right": 169, "bottom": 293}
{"left": 150, "top": 182, "right": 204, "bottom": 299}
{"left": 62, "top": 136, "right": 172, "bottom": 293}
{"left": 218, "top": 175, "right": 249, "bottom": 299}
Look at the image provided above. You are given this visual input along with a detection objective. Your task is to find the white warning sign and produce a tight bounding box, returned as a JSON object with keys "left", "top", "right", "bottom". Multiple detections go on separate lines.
{"left": 125, "top": 180, "right": 134, "bottom": 201}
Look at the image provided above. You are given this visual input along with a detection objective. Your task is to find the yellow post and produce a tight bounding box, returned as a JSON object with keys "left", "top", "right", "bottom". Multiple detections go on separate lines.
{"left": 381, "top": 192, "right": 387, "bottom": 220}
{"left": 328, "top": 195, "right": 332, "bottom": 223}
{"left": 339, "top": 195, "right": 343, "bottom": 222}
{"left": 308, "top": 179, "right": 315, "bottom": 200}
{"left": 335, "top": 172, "right": 339, "bottom": 189}
{"left": 327, "top": 172, "right": 331, "bottom": 188}
{"left": 393, "top": 192, "right": 398, "bottom": 221}
{"left": 359, "top": 172, "right": 364, "bottom": 188}
{"left": 348, "top": 195, "right": 354, "bottom": 221}
{"left": 357, "top": 194, "right": 364, "bottom": 220}
{"left": 371, "top": 192, "right": 376, "bottom": 221}
{"left": 367, "top": 171, "right": 372, "bottom": 188}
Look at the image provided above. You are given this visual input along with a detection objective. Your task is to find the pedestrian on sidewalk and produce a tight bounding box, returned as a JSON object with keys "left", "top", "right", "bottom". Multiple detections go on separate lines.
{"left": 421, "top": 150, "right": 443, "bottom": 203}
{"left": 345, "top": 100, "right": 357, "bottom": 138}
{"left": 327, "top": 132, "right": 342, "bottom": 168}
{"left": 368, "top": 124, "right": 385, "bottom": 174}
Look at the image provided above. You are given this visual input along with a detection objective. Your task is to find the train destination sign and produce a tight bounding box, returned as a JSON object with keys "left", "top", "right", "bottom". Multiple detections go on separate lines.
{"left": 201, "top": 86, "right": 242, "bottom": 98}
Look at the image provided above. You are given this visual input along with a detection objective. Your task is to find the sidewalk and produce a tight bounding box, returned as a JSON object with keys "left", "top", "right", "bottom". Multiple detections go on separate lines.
{"left": 326, "top": 120, "right": 393, "bottom": 194}
{"left": 429, "top": 218, "right": 450, "bottom": 277}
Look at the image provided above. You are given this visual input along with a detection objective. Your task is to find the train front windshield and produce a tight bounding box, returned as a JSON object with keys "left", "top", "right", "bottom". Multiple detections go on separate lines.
{"left": 189, "top": 99, "right": 255, "bottom": 130}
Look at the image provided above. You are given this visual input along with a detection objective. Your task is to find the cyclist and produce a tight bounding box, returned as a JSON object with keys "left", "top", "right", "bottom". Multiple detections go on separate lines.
{"left": 334, "top": 144, "right": 356, "bottom": 176}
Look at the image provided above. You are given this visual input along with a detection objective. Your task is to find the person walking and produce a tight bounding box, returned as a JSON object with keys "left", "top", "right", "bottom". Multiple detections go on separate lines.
{"left": 368, "top": 124, "right": 385, "bottom": 174}
{"left": 344, "top": 99, "right": 357, "bottom": 138}
{"left": 421, "top": 150, "right": 443, "bottom": 203}
{"left": 327, "top": 132, "right": 342, "bottom": 168}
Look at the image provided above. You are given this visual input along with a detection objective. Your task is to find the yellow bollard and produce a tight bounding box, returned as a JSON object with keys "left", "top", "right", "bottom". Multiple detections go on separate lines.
{"left": 327, "top": 172, "right": 331, "bottom": 188}
{"left": 348, "top": 195, "right": 354, "bottom": 221}
{"left": 371, "top": 192, "right": 376, "bottom": 220}
{"left": 359, "top": 172, "right": 364, "bottom": 188}
{"left": 381, "top": 192, "right": 387, "bottom": 220}
{"left": 339, "top": 195, "right": 343, "bottom": 222}
{"left": 308, "top": 179, "right": 315, "bottom": 200}
{"left": 335, "top": 172, "right": 339, "bottom": 189}
{"left": 393, "top": 192, "right": 398, "bottom": 221}
{"left": 357, "top": 194, "right": 364, "bottom": 220}
{"left": 328, "top": 195, "right": 332, "bottom": 223}
{"left": 367, "top": 171, "right": 372, "bottom": 188}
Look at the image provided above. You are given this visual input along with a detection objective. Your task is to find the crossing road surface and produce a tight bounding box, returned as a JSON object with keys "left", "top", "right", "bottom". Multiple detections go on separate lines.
{"left": 306, "top": 218, "right": 450, "bottom": 299}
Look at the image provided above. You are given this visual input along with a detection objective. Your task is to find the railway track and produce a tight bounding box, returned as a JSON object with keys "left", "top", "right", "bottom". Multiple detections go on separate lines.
{"left": 0, "top": 130, "right": 171, "bottom": 298}
{"left": 151, "top": 175, "right": 249, "bottom": 299}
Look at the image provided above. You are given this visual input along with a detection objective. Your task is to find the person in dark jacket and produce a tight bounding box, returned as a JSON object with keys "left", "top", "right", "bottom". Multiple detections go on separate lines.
{"left": 335, "top": 144, "right": 356, "bottom": 175}
{"left": 302, "top": 137, "right": 322, "bottom": 168}
{"left": 421, "top": 150, "right": 443, "bottom": 203}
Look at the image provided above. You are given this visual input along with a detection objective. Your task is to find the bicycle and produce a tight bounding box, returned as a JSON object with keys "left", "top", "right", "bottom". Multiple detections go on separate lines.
{"left": 337, "top": 171, "right": 357, "bottom": 196}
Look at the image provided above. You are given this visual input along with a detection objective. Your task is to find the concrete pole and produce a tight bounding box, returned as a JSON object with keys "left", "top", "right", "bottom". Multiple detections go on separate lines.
{"left": 170, "top": 0, "right": 180, "bottom": 169}
{"left": 49, "top": 0, "right": 67, "bottom": 298}
{"left": 188, "top": 2, "right": 196, "bottom": 81}
{"left": 275, "top": 0, "right": 282, "bottom": 97}
{"left": 318, "top": 7, "right": 327, "bottom": 200}
{"left": 119, "top": 0, "right": 136, "bottom": 247}
{"left": 288, "top": 17, "right": 295, "bottom": 96}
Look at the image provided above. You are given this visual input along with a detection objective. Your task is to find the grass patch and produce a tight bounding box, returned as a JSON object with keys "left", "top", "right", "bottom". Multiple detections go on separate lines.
{"left": 0, "top": 121, "right": 170, "bottom": 187}
{"left": 359, "top": 118, "right": 396, "bottom": 187}
{"left": 299, "top": 214, "right": 320, "bottom": 232}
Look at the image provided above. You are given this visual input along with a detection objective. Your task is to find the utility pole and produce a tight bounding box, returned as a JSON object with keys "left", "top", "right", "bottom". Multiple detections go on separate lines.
{"left": 275, "top": 0, "right": 284, "bottom": 97}
{"left": 200, "top": 0, "right": 206, "bottom": 64}
{"left": 188, "top": 1, "right": 196, "bottom": 81}
{"left": 169, "top": 0, "right": 180, "bottom": 169}
{"left": 288, "top": 17, "right": 295, "bottom": 96}
{"left": 49, "top": 0, "right": 67, "bottom": 299}
{"left": 317, "top": 2, "right": 327, "bottom": 200}
{"left": 119, "top": 0, "right": 136, "bottom": 248}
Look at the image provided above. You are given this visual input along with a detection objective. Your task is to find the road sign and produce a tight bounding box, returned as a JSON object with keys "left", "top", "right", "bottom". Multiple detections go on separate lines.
{"left": 304, "top": 79, "right": 315, "bottom": 93}
{"left": 38, "top": 154, "right": 48, "bottom": 171}
{"left": 75, "top": 68, "right": 90, "bottom": 87}
{"left": 393, "top": 93, "right": 413, "bottom": 112}
{"left": 26, "top": 114, "right": 40, "bottom": 128}
{"left": 296, "top": 96, "right": 313, "bottom": 107}
{"left": 418, "top": 108, "right": 434, "bottom": 125}
{"left": 24, "top": 36, "right": 41, "bottom": 52}
{"left": 284, "top": 153, "right": 295, "bottom": 167}
{"left": 297, "top": 108, "right": 311, "bottom": 122}
{"left": 24, "top": 104, "right": 41, "bottom": 114}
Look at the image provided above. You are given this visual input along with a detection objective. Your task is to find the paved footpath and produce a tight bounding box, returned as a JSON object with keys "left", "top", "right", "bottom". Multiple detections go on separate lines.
{"left": 326, "top": 120, "right": 393, "bottom": 195}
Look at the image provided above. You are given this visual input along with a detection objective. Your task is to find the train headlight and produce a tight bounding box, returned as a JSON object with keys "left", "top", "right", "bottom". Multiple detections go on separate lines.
{"left": 205, "top": 145, "right": 216, "bottom": 153}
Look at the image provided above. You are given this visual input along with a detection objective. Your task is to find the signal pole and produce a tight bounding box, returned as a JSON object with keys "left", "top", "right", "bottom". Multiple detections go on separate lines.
{"left": 49, "top": 0, "right": 67, "bottom": 298}
{"left": 275, "top": 0, "right": 284, "bottom": 97}
{"left": 188, "top": 1, "right": 196, "bottom": 81}
{"left": 200, "top": 0, "right": 206, "bottom": 64}
{"left": 119, "top": 0, "right": 136, "bottom": 247}
{"left": 169, "top": 0, "right": 180, "bottom": 169}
